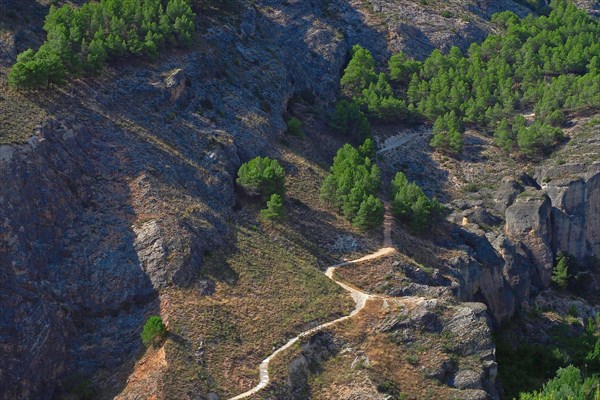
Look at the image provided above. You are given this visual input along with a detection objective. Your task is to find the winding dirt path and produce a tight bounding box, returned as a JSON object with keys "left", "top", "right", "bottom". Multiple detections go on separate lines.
{"left": 228, "top": 205, "right": 396, "bottom": 400}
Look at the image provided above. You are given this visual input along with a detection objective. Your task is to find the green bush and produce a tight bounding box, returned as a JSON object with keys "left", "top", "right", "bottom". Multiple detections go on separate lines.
{"left": 391, "top": 172, "right": 442, "bottom": 233}
{"left": 260, "top": 193, "right": 285, "bottom": 222}
{"left": 141, "top": 316, "right": 167, "bottom": 347}
{"left": 286, "top": 117, "right": 303, "bottom": 137}
{"left": 237, "top": 156, "right": 286, "bottom": 198}
{"left": 330, "top": 100, "right": 371, "bottom": 140}
{"left": 340, "top": 44, "right": 377, "bottom": 98}
{"left": 519, "top": 366, "right": 600, "bottom": 400}
{"left": 320, "top": 140, "right": 383, "bottom": 230}
{"left": 552, "top": 253, "right": 571, "bottom": 290}
{"left": 497, "top": 316, "right": 600, "bottom": 398}
{"left": 9, "top": 0, "right": 195, "bottom": 89}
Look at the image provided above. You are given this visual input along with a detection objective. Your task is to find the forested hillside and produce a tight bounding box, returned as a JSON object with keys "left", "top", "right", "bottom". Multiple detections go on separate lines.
{"left": 336, "top": 0, "right": 600, "bottom": 157}
{"left": 8, "top": 0, "right": 195, "bottom": 89}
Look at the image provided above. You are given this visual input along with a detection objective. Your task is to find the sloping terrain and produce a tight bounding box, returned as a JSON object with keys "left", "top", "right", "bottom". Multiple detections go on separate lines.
{"left": 0, "top": 0, "right": 599, "bottom": 399}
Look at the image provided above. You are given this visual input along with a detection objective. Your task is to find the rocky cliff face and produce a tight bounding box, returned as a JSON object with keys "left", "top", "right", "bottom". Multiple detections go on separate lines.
{"left": 542, "top": 165, "right": 600, "bottom": 262}
{"left": 0, "top": 0, "right": 353, "bottom": 396}
{"left": 1, "top": 0, "right": 598, "bottom": 398}
{"left": 500, "top": 163, "right": 600, "bottom": 299}
{"left": 0, "top": 114, "right": 236, "bottom": 398}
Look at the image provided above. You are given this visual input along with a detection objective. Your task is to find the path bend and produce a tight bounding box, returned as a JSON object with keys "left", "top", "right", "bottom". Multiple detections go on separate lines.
{"left": 228, "top": 208, "right": 396, "bottom": 400}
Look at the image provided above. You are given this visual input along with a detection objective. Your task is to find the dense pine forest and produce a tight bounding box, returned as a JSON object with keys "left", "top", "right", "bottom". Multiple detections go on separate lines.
{"left": 336, "top": 0, "right": 600, "bottom": 157}
{"left": 8, "top": 0, "right": 195, "bottom": 89}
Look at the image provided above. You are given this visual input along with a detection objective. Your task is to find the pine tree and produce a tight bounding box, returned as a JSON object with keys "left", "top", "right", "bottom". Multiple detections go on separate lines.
{"left": 260, "top": 194, "right": 285, "bottom": 222}
{"left": 237, "top": 156, "right": 286, "bottom": 198}
{"left": 340, "top": 44, "right": 377, "bottom": 97}
{"left": 551, "top": 254, "right": 569, "bottom": 290}
{"left": 410, "top": 195, "right": 431, "bottom": 233}
{"left": 330, "top": 100, "right": 371, "bottom": 140}
{"left": 320, "top": 140, "right": 381, "bottom": 225}
{"left": 353, "top": 195, "right": 384, "bottom": 230}
{"left": 141, "top": 316, "right": 167, "bottom": 347}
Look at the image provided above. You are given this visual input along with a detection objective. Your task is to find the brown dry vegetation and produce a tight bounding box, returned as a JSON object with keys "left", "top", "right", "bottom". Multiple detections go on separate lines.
{"left": 266, "top": 297, "right": 468, "bottom": 400}
{"left": 117, "top": 114, "right": 388, "bottom": 398}
{"left": 334, "top": 252, "right": 424, "bottom": 295}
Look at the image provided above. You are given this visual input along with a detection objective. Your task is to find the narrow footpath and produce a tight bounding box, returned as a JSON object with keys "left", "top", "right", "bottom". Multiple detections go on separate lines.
{"left": 228, "top": 204, "right": 396, "bottom": 400}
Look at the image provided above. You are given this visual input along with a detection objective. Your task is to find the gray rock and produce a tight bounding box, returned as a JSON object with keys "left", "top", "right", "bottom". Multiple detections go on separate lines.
{"left": 494, "top": 178, "right": 523, "bottom": 214}
{"left": 378, "top": 303, "right": 441, "bottom": 333}
{"left": 164, "top": 68, "right": 189, "bottom": 102}
{"left": 452, "top": 389, "right": 491, "bottom": 400}
{"left": 427, "top": 359, "right": 455, "bottom": 382}
{"left": 544, "top": 171, "right": 600, "bottom": 262}
{"left": 453, "top": 370, "right": 484, "bottom": 390}
{"left": 466, "top": 207, "right": 502, "bottom": 228}
{"left": 198, "top": 279, "right": 216, "bottom": 296}
{"left": 505, "top": 192, "right": 554, "bottom": 285}
{"left": 281, "top": 332, "right": 339, "bottom": 399}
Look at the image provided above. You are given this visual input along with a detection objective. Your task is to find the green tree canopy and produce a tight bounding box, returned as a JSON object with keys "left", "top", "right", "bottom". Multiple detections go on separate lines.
{"left": 519, "top": 366, "right": 600, "bottom": 400}
{"left": 552, "top": 253, "right": 571, "bottom": 290}
{"left": 330, "top": 100, "right": 371, "bottom": 140}
{"left": 320, "top": 140, "right": 383, "bottom": 230}
{"left": 9, "top": 0, "right": 195, "bottom": 89}
{"left": 391, "top": 172, "right": 442, "bottom": 233}
{"left": 340, "top": 44, "right": 377, "bottom": 98}
{"left": 237, "top": 156, "right": 286, "bottom": 198}
{"left": 141, "top": 315, "right": 167, "bottom": 347}
{"left": 260, "top": 193, "right": 285, "bottom": 222}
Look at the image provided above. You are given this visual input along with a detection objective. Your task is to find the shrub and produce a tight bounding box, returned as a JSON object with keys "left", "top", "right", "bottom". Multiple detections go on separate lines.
{"left": 260, "top": 194, "right": 285, "bottom": 222}
{"left": 141, "top": 316, "right": 167, "bottom": 347}
{"left": 237, "top": 156, "right": 285, "bottom": 198}
{"left": 552, "top": 253, "right": 570, "bottom": 290}
{"left": 286, "top": 117, "right": 303, "bottom": 137}
{"left": 320, "top": 141, "right": 383, "bottom": 229}
{"left": 330, "top": 100, "right": 371, "bottom": 140}
{"left": 519, "top": 366, "right": 600, "bottom": 400}
{"left": 340, "top": 44, "right": 377, "bottom": 97}
{"left": 391, "top": 172, "right": 442, "bottom": 233}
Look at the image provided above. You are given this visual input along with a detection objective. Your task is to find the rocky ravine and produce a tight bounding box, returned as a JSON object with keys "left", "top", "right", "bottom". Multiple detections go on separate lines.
{"left": 1, "top": 0, "right": 599, "bottom": 399}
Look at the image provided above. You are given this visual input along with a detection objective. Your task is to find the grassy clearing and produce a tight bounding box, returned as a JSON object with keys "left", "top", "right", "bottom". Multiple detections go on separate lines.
{"left": 0, "top": 90, "right": 48, "bottom": 144}
{"left": 333, "top": 252, "right": 431, "bottom": 295}
{"left": 153, "top": 122, "right": 383, "bottom": 397}
{"left": 160, "top": 222, "right": 354, "bottom": 397}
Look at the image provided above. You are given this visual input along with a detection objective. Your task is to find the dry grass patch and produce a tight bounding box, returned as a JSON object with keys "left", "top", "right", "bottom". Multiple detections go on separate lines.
{"left": 0, "top": 91, "right": 48, "bottom": 144}
{"left": 160, "top": 222, "right": 354, "bottom": 398}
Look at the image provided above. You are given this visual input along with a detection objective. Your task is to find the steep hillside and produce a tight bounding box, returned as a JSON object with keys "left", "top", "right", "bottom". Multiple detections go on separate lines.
{"left": 1, "top": 0, "right": 599, "bottom": 399}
